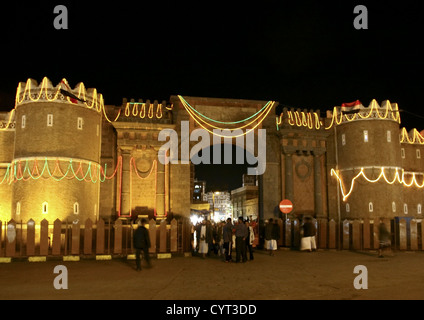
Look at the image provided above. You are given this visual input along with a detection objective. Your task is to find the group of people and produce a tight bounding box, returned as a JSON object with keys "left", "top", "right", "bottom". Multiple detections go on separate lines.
{"left": 264, "top": 216, "right": 317, "bottom": 254}
{"left": 131, "top": 215, "right": 393, "bottom": 271}
{"left": 193, "top": 216, "right": 319, "bottom": 262}
{"left": 194, "top": 217, "right": 256, "bottom": 263}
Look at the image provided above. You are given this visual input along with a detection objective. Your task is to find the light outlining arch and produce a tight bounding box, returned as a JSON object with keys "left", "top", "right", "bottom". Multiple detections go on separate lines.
{"left": 178, "top": 95, "right": 275, "bottom": 138}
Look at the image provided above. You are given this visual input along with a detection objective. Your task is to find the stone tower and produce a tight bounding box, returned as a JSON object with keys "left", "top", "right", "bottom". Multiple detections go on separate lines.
{"left": 11, "top": 77, "right": 103, "bottom": 223}
{"left": 333, "top": 99, "right": 403, "bottom": 219}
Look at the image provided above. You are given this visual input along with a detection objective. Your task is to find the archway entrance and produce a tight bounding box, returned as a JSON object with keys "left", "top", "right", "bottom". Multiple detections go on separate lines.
{"left": 192, "top": 143, "right": 258, "bottom": 222}
{"left": 168, "top": 95, "right": 282, "bottom": 223}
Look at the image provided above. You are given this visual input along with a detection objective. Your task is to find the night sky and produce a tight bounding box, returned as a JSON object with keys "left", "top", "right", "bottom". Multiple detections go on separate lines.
{"left": 1, "top": 1, "right": 423, "bottom": 191}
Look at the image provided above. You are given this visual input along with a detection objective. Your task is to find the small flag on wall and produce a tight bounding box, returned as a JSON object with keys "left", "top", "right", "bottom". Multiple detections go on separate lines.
{"left": 59, "top": 80, "right": 86, "bottom": 104}
{"left": 341, "top": 100, "right": 362, "bottom": 114}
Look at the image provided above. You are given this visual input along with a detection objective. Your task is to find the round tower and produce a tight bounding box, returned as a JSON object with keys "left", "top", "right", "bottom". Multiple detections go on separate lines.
{"left": 12, "top": 77, "right": 103, "bottom": 223}
{"left": 0, "top": 111, "right": 15, "bottom": 221}
{"left": 334, "top": 99, "right": 403, "bottom": 219}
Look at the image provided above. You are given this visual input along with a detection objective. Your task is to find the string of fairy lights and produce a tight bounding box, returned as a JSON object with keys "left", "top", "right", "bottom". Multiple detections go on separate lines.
{"left": 1, "top": 157, "right": 120, "bottom": 184}
{"left": 1, "top": 156, "right": 163, "bottom": 217}
{"left": 124, "top": 102, "right": 167, "bottom": 119}
{"left": 275, "top": 99, "right": 401, "bottom": 131}
{"left": 331, "top": 167, "right": 424, "bottom": 201}
{"left": 400, "top": 127, "right": 424, "bottom": 144}
{"left": 0, "top": 77, "right": 169, "bottom": 130}
{"left": 178, "top": 95, "right": 275, "bottom": 138}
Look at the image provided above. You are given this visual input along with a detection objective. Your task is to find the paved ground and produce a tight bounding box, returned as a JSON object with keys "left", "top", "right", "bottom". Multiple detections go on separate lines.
{"left": 1, "top": 248, "right": 423, "bottom": 300}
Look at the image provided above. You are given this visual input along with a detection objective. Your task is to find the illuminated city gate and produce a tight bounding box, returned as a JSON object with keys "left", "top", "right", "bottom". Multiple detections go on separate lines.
{"left": 1, "top": 77, "right": 423, "bottom": 227}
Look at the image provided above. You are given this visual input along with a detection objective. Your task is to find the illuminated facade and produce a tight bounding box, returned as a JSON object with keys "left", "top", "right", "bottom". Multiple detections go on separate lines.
{"left": 278, "top": 99, "right": 424, "bottom": 220}
{"left": 0, "top": 77, "right": 423, "bottom": 223}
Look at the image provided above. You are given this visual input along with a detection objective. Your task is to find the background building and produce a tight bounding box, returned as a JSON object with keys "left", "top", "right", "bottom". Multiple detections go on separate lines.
{"left": 192, "top": 179, "right": 206, "bottom": 201}
{"left": 231, "top": 174, "right": 259, "bottom": 220}
{"left": 203, "top": 191, "right": 232, "bottom": 222}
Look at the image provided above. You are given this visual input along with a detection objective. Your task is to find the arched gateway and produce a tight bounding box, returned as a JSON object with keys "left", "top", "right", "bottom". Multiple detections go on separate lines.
{"left": 109, "top": 95, "right": 283, "bottom": 222}
{"left": 107, "top": 95, "right": 329, "bottom": 223}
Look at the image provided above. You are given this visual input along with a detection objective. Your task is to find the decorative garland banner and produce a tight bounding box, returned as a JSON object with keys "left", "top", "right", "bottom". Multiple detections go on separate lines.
{"left": 178, "top": 95, "right": 275, "bottom": 138}
{"left": 276, "top": 99, "right": 401, "bottom": 131}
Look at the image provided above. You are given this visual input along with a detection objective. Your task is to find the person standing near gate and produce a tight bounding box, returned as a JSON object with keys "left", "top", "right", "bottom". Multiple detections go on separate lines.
{"left": 265, "top": 218, "right": 278, "bottom": 256}
{"left": 196, "top": 219, "right": 213, "bottom": 258}
{"left": 235, "top": 216, "right": 248, "bottom": 263}
{"left": 223, "top": 218, "right": 233, "bottom": 262}
{"left": 245, "top": 220, "right": 255, "bottom": 260}
{"left": 133, "top": 218, "right": 151, "bottom": 271}
{"left": 378, "top": 219, "right": 391, "bottom": 258}
{"left": 300, "top": 216, "right": 317, "bottom": 252}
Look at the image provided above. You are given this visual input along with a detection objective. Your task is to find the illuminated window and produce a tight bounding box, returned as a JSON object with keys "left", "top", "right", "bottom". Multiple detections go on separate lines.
{"left": 21, "top": 115, "right": 26, "bottom": 129}
{"left": 392, "top": 201, "right": 396, "bottom": 213}
{"left": 42, "top": 202, "right": 48, "bottom": 214}
{"left": 386, "top": 130, "right": 391, "bottom": 142}
{"left": 363, "top": 130, "right": 369, "bottom": 142}
{"left": 418, "top": 204, "right": 422, "bottom": 215}
{"left": 346, "top": 203, "right": 350, "bottom": 213}
{"left": 47, "top": 114, "right": 53, "bottom": 127}
{"left": 16, "top": 202, "right": 21, "bottom": 215}
{"left": 401, "top": 148, "right": 405, "bottom": 159}
{"left": 368, "top": 202, "right": 373, "bottom": 212}
{"left": 73, "top": 202, "right": 79, "bottom": 215}
{"left": 341, "top": 134, "right": 346, "bottom": 146}
{"left": 417, "top": 149, "right": 421, "bottom": 159}
{"left": 77, "top": 117, "right": 83, "bottom": 130}
{"left": 404, "top": 203, "right": 408, "bottom": 214}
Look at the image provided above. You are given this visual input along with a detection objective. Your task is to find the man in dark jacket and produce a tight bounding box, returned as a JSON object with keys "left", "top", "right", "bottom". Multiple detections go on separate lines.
{"left": 235, "top": 217, "right": 248, "bottom": 263}
{"left": 223, "top": 218, "right": 233, "bottom": 262}
{"left": 265, "top": 218, "right": 279, "bottom": 256}
{"left": 133, "top": 218, "right": 151, "bottom": 271}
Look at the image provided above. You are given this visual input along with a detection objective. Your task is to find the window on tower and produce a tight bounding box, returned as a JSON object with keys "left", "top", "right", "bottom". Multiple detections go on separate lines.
{"left": 42, "top": 202, "right": 48, "bottom": 214}
{"left": 47, "top": 114, "right": 53, "bottom": 127}
{"left": 16, "top": 202, "right": 21, "bottom": 215}
{"left": 74, "top": 202, "right": 79, "bottom": 215}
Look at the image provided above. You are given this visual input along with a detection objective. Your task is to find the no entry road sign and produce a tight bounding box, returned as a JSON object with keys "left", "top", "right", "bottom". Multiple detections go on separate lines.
{"left": 279, "top": 199, "right": 293, "bottom": 214}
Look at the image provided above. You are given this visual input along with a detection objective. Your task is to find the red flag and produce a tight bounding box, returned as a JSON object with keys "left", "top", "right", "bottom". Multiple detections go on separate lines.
{"left": 341, "top": 100, "right": 362, "bottom": 114}
{"left": 59, "top": 80, "right": 85, "bottom": 104}
{"left": 341, "top": 100, "right": 362, "bottom": 108}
